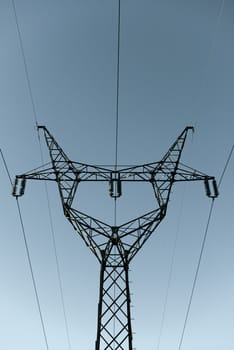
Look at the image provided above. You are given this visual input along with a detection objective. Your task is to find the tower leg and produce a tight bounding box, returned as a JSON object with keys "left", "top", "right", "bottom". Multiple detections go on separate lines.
{"left": 95, "top": 258, "right": 133, "bottom": 350}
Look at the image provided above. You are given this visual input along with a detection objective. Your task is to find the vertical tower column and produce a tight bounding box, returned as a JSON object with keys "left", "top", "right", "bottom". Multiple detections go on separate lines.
{"left": 96, "top": 251, "right": 133, "bottom": 350}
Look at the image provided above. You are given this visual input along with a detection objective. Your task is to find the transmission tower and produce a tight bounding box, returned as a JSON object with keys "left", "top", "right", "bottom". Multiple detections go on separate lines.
{"left": 13, "top": 126, "right": 218, "bottom": 349}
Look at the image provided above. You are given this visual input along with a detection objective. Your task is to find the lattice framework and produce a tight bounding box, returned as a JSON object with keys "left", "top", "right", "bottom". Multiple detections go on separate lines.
{"left": 13, "top": 126, "right": 218, "bottom": 349}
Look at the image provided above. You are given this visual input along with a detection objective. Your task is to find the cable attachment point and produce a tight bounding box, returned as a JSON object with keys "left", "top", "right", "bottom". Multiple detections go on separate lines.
{"left": 204, "top": 177, "right": 219, "bottom": 198}
{"left": 37, "top": 125, "right": 46, "bottom": 130}
{"left": 186, "top": 126, "right": 195, "bottom": 133}
{"left": 12, "top": 176, "right": 26, "bottom": 197}
{"left": 109, "top": 172, "right": 122, "bottom": 198}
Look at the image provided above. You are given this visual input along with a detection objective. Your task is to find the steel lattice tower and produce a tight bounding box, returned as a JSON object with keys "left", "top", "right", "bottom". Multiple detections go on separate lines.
{"left": 13, "top": 126, "right": 218, "bottom": 349}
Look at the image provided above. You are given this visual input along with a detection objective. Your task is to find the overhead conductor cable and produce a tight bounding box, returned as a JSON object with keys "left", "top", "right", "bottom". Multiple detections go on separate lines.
{"left": 178, "top": 143, "right": 233, "bottom": 350}
{"left": 11, "top": 1, "right": 72, "bottom": 349}
{"left": 113, "top": 0, "right": 122, "bottom": 346}
{"left": 0, "top": 149, "right": 49, "bottom": 350}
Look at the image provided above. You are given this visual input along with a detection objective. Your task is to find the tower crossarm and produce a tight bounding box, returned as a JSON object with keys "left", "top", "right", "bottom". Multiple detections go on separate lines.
{"left": 13, "top": 126, "right": 218, "bottom": 201}
{"left": 115, "top": 127, "right": 218, "bottom": 205}
{"left": 13, "top": 163, "right": 79, "bottom": 207}
{"left": 15, "top": 165, "right": 59, "bottom": 181}
{"left": 150, "top": 164, "right": 217, "bottom": 207}
{"left": 13, "top": 126, "right": 114, "bottom": 203}
{"left": 173, "top": 164, "right": 215, "bottom": 182}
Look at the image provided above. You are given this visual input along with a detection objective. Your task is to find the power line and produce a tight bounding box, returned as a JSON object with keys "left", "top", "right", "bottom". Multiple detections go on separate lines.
{"left": 0, "top": 149, "right": 50, "bottom": 350}
{"left": 11, "top": 0, "right": 38, "bottom": 129}
{"left": 218, "top": 145, "right": 234, "bottom": 188}
{"left": 115, "top": 0, "right": 121, "bottom": 171}
{"left": 177, "top": 143, "right": 233, "bottom": 350}
{"left": 178, "top": 198, "right": 215, "bottom": 350}
{"left": 169, "top": 1, "right": 228, "bottom": 347}
{"left": 156, "top": 132, "right": 195, "bottom": 350}
{"left": 43, "top": 181, "right": 72, "bottom": 350}
{"left": 192, "top": 0, "right": 225, "bottom": 127}
{"left": 114, "top": 0, "right": 121, "bottom": 227}
{"left": 216, "top": 0, "right": 225, "bottom": 27}
{"left": 11, "top": 2, "right": 72, "bottom": 348}
{"left": 16, "top": 198, "right": 50, "bottom": 350}
{"left": 113, "top": 1, "right": 122, "bottom": 341}
{"left": 156, "top": 184, "right": 187, "bottom": 350}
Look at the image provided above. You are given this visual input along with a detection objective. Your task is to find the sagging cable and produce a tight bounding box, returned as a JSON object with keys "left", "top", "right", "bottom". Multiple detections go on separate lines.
{"left": 0, "top": 149, "right": 50, "bottom": 350}
{"left": 178, "top": 143, "right": 233, "bottom": 350}
{"left": 11, "top": 1, "right": 72, "bottom": 346}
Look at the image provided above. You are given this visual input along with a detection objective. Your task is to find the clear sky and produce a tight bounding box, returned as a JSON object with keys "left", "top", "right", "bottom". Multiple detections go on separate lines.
{"left": 0, "top": 0, "right": 234, "bottom": 349}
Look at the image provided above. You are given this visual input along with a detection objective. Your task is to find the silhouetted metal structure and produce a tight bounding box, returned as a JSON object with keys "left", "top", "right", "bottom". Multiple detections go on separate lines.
{"left": 13, "top": 126, "right": 218, "bottom": 349}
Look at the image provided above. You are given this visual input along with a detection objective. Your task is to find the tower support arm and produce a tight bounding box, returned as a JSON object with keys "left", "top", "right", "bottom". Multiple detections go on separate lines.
{"left": 12, "top": 166, "right": 56, "bottom": 197}
{"left": 12, "top": 165, "right": 79, "bottom": 204}
{"left": 174, "top": 165, "right": 215, "bottom": 182}
{"left": 172, "top": 165, "right": 218, "bottom": 198}
{"left": 15, "top": 166, "right": 57, "bottom": 182}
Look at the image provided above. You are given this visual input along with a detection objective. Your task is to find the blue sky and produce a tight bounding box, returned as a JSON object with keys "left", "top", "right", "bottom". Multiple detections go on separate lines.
{"left": 0, "top": 0, "right": 234, "bottom": 349}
